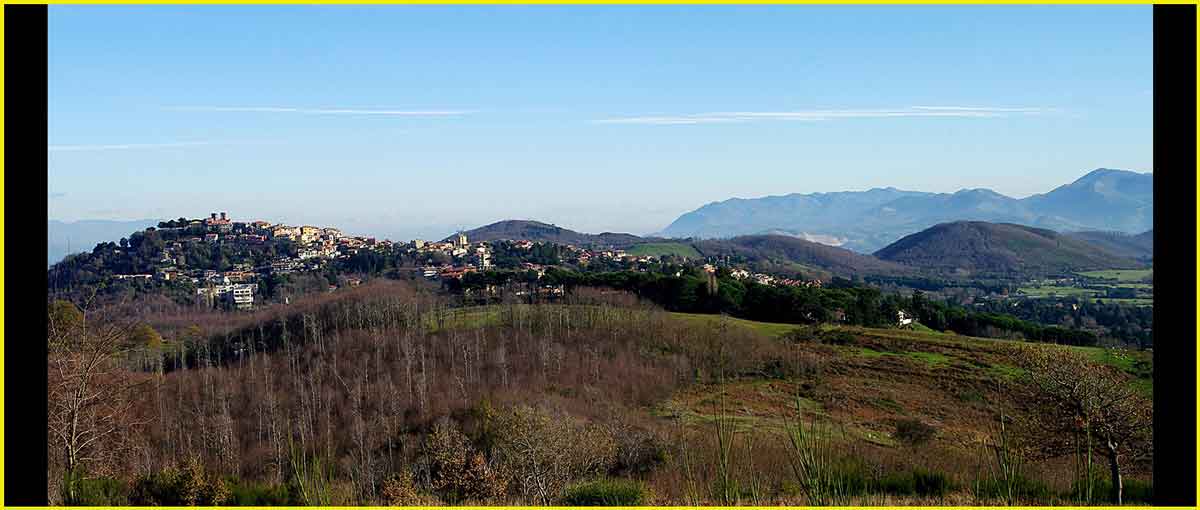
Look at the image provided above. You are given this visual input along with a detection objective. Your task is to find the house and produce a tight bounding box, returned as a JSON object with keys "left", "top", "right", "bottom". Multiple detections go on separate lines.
{"left": 897, "top": 310, "right": 914, "bottom": 327}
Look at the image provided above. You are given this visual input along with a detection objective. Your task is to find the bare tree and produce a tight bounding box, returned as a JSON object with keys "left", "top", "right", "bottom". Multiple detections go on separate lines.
{"left": 48, "top": 313, "right": 149, "bottom": 503}
{"left": 1016, "top": 346, "right": 1152, "bottom": 504}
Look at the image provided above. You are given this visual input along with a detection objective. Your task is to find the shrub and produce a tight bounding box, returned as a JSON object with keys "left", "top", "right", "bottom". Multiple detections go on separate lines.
{"left": 493, "top": 405, "right": 617, "bottom": 504}
{"left": 62, "top": 472, "right": 127, "bottom": 506}
{"left": 893, "top": 418, "right": 937, "bottom": 445}
{"left": 608, "top": 422, "right": 669, "bottom": 475}
{"left": 424, "top": 417, "right": 505, "bottom": 503}
{"left": 128, "top": 458, "right": 230, "bottom": 506}
{"left": 561, "top": 478, "right": 648, "bottom": 506}
{"left": 227, "top": 480, "right": 292, "bottom": 506}
{"left": 973, "top": 474, "right": 1052, "bottom": 502}
{"left": 821, "top": 330, "right": 856, "bottom": 346}
{"left": 877, "top": 468, "right": 953, "bottom": 498}
{"left": 1074, "top": 477, "right": 1153, "bottom": 504}
{"left": 380, "top": 469, "right": 421, "bottom": 506}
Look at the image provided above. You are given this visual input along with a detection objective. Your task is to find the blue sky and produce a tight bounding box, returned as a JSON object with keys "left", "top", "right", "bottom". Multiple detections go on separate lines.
{"left": 48, "top": 5, "right": 1152, "bottom": 240}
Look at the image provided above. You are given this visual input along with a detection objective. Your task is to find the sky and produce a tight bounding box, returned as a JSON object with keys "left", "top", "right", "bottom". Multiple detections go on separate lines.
{"left": 48, "top": 5, "right": 1153, "bottom": 240}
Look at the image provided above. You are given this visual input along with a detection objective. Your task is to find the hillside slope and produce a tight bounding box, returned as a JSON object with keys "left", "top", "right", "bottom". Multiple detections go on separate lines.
{"left": 448, "top": 220, "right": 654, "bottom": 248}
{"left": 1066, "top": 229, "right": 1154, "bottom": 260}
{"left": 693, "top": 234, "right": 911, "bottom": 277}
{"left": 874, "top": 221, "right": 1143, "bottom": 275}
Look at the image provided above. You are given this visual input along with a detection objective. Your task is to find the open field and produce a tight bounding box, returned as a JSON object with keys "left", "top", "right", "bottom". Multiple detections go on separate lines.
{"left": 1077, "top": 268, "right": 1153, "bottom": 282}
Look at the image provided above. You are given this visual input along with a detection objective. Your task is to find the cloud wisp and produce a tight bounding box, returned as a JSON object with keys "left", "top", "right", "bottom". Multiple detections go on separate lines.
{"left": 48, "top": 141, "right": 223, "bottom": 152}
{"left": 169, "top": 106, "right": 474, "bottom": 116}
{"left": 593, "top": 106, "right": 1050, "bottom": 125}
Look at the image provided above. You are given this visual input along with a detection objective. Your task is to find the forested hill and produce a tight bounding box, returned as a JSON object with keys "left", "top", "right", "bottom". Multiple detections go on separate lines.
{"left": 692, "top": 235, "right": 913, "bottom": 277}
{"left": 1066, "top": 229, "right": 1153, "bottom": 261}
{"left": 447, "top": 220, "right": 655, "bottom": 248}
{"left": 874, "top": 221, "right": 1144, "bottom": 275}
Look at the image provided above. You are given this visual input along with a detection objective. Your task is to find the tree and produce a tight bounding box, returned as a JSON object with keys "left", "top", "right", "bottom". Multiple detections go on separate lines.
{"left": 1015, "top": 346, "right": 1152, "bottom": 504}
{"left": 129, "top": 323, "right": 163, "bottom": 349}
{"left": 48, "top": 300, "right": 85, "bottom": 340}
{"left": 48, "top": 316, "right": 149, "bottom": 503}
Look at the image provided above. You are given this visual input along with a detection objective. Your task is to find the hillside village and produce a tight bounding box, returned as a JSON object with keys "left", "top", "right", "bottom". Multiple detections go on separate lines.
{"left": 83, "top": 212, "right": 825, "bottom": 312}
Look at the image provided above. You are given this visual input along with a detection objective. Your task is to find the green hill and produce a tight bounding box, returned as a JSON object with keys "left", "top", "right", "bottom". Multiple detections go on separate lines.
{"left": 875, "top": 221, "right": 1143, "bottom": 276}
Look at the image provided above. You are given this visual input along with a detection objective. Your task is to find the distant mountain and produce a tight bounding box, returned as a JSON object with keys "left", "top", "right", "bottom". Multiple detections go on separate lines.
{"left": 448, "top": 220, "right": 654, "bottom": 248}
{"left": 874, "top": 221, "right": 1143, "bottom": 276}
{"left": 1022, "top": 169, "right": 1153, "bottom": 232}
{"left": 1065, "top": 229, "right": 1153, "bottom": 261}
{"left": 48, "top": 219, "right": 161, "bottom": 266}
{"left": 660, "top": 169, "right": 1152, "bottom": 253}
{"left": 692, "top": 235, "right": 911, "bottom": 278}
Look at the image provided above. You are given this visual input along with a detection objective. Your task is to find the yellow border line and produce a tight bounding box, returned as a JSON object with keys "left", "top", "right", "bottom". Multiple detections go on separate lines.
{"left": 15, "top": 2, "right": 1197, "bottom": 509}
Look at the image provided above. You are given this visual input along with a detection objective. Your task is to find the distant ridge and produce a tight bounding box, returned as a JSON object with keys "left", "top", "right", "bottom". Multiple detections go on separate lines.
{"left": 660, "top": 168, "right": 1152, "bottom": 253}
{"left": 1065, "top": 229, "right": 1153, "bottom": 261}
{"left": 874, "top": 221, "right": 1144, "bottom": 275}
{"left": 48, "top": 218, "right": 162, "bottom": 266}
{"left": 692, "top": 234, "right": 912, "bottom": 278}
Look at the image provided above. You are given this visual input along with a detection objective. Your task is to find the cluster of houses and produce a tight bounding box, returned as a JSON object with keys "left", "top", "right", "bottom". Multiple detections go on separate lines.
{"left": 114, "top": 212, "right": 401, "bottom": 310}
{"left": 411, "top": 232, "right": 493, "bottom": 269}
{"left": 721, "top": 267, "right": 823, "bottom": 288}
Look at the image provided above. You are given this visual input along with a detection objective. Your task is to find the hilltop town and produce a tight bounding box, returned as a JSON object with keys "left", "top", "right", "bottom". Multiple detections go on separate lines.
{"left": 50, "top": 212, "right": 822, "bottom": 312}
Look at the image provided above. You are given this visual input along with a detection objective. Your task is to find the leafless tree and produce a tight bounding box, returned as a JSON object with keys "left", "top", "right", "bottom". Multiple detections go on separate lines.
{"left": 48, "top": 313, "right": 149, "bottom": 503}
{"left": 1016, "top": 346, "right": 1152, "bottom": 504}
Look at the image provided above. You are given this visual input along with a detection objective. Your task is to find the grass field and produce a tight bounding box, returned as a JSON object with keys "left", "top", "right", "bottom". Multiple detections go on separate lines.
{"left": 1077, "top": 268, "right": 1153, "bottom": 282}
{"left": 1018, "top": 286, "right": 1101, "bottom": 298}
{"left": 625, "top": 242, "right": 702, "bottom": 259}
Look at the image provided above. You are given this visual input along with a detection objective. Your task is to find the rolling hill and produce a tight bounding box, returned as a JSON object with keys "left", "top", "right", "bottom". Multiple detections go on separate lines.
{"left": 660, "top": 168, "right": 1153, "bottom": 253}
{"left": 874, "top": 221, "right": 1144, "bottom": 275}
{"left": 1066, "top": 229, "right": 1153, "bottom": 261}
{"left": 693, "top": 234, "right": 912, "bottom": 277}
{"left": 447, "top": 220, "right": 656, "bottom": 248}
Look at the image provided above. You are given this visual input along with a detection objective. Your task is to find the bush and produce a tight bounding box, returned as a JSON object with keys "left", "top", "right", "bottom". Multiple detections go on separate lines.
{"left": 561, "top": 478, "right": 648, "bottom": 506}
{"left": 381, "top": 469, "right": 421, "bottom": 506}
{"left": 1073, "top": 477, "right": 1153, "bottom": 504}
{"left": 892, "top": 418, "right": 937, "bottom": 445}
{"left": 608, "top": 423, "right": 669, "bottom": 475}
{"left": 424, "top": 418, "right": 506, "bottom": 503}
{"left": 62, "top": 473, "right": 127, "bottom": 506}
{"left": 493, "top": 405, "right": 618, "bottom": 504}
{"left": 877, "top": 468, "right": 953, "bottom": 497}
{"left": 227, "top": 480, "right": 292, "bottom": 506}
{"left": 973, "top": 474, "right": 1052, "bottom": 502}
{"left": 128, "top": 458, "right": 230, "bottom": 506}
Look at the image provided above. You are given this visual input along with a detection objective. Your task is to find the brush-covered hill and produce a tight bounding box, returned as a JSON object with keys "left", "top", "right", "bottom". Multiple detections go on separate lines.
{"left": 693, "top": 234, "right": 912, "bottom": 277}
{"left": 1066, "top": 229, "right": 1154, "bottom": 261}
{"left": 874, "top": 221, "right": 1144, "bottom": 275}
{"left": 448, "top": 220, "right": 655, "bottom": 248}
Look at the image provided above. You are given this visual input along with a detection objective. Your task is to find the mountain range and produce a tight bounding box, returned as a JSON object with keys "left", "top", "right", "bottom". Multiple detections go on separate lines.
{"left": 47, "top": 218, "right": 161, "bottom": 266}
{"left": 448, "top": 218, "right": 1147, "bottom": 278}
{"left": 659, "top": 168, "right": 1153, "bottom": 253}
